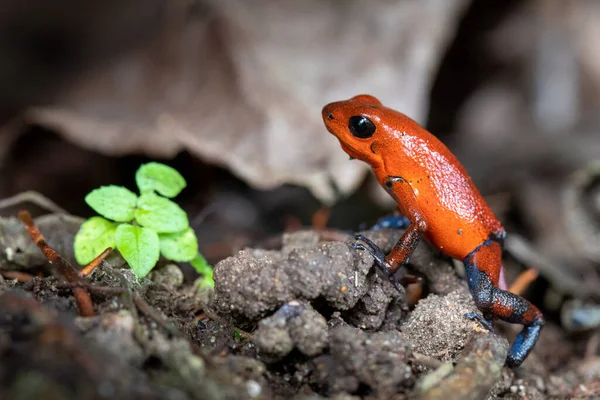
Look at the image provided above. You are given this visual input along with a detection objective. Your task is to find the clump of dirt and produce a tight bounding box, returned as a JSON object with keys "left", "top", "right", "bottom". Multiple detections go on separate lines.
{"left": 311, "top": 319, "right": 413, "bottom": 397}
{"left": 0, "top": 212, "right": 598, "bottom": 399}
{"left": 208, "top": 229, "right": 599, "bottom": 399}
{"left": 254, "top": 301, "right": 328, "bottom": 362}
{"left": 400, "top": 288, "right": 482, "bottom": 362}
{"left": 211, "top": 231, "right": 382, "bottom": 322}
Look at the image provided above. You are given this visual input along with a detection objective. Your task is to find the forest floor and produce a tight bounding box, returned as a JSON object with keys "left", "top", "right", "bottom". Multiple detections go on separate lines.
{"left": 0, "top": 201, "right": 598, "bottom": 400}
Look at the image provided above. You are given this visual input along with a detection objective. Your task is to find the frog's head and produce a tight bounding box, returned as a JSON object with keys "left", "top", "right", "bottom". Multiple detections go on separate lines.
{"left": 322, "top": 94, "right": 395, "bottom": 169}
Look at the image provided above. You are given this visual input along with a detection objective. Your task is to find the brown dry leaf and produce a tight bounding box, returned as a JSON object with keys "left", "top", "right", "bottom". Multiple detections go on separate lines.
{"left": 26, "top": 0, "right": 469, "bottom": 203}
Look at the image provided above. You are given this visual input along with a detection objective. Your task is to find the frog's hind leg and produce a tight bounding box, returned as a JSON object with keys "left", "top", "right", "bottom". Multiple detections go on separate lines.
{"left": 463, "top": 239, "right": 544, "bottom": 368}
{"left": 368, "top": 212, "right": 410, "bottom": 231}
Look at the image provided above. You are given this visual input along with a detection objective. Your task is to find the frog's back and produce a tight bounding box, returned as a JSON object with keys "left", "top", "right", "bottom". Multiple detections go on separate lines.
{"left": 380, "top": 113, "right": 504, "bottom": 259}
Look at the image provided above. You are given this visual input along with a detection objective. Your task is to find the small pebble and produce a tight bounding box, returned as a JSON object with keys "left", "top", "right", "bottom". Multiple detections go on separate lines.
{"left": 246, "top": 380, "right": 261, "bottom": 398}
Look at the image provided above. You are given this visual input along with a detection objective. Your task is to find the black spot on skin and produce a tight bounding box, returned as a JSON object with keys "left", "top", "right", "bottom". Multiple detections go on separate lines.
{"left": 370, "top": 143, "right": 377, "bottom": 154}
{"left": 457, "top": 229, "right": 463, "bottom": 235}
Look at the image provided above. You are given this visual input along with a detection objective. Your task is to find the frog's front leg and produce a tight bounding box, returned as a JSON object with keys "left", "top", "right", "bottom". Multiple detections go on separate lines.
{"left": 355, "top": 176, "right": 426, "bottom": 292}
{"left": 463, "top": 239, "right": 544, "bottom": 368}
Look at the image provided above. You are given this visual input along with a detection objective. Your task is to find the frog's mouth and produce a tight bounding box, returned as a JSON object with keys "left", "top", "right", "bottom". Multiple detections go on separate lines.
{"left": 340, "top": 142, "right": 362, "bottom": 161}
{"left": 324, "top": 119, "right": 363, "bottom": 160}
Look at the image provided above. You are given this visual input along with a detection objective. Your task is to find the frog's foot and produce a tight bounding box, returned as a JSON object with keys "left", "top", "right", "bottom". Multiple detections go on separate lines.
{"left": 354, "top": 234, "right": 387, "bottom": 270}
{"left": 465, "top": 312, "right": 495, "bottom": 333}
{"left": 354, "top": 234, "right": 406, "bottom": 293}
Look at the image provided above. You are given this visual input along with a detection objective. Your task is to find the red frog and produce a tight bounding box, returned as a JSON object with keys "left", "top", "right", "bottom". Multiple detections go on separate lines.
{"left": 322, "top": 94, "right": 543, "bottom": 368}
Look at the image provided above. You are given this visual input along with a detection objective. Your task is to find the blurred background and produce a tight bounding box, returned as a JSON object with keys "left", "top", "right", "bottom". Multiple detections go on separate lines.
{"left": 0, "top": 0, "right": 599, "bottom": 285}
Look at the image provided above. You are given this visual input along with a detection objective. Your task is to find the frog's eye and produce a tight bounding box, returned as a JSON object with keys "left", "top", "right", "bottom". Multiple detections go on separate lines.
{"left": 348, "top": 116, "right": 376, "bottom": 138}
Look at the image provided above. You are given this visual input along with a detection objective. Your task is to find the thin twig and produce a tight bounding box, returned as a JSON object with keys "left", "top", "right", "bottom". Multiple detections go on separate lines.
{"left": 311, "top": 207, "right": 330, "bottom": 229}
{"left": 80, "top": 247, "right": 112, "bottom": 277}
{"left": 506, "top": 234, "right": 600, "bottom": 300}
{"left": 132, "top": 293, "right": 182, "bottom": 338}
{"left": 18, "top": 210, "right": 94, "bottom": 317}
{"left": 52, "top": 282, "right": 128, "bottom": 296}
{"left": 1, "top": 271, "right": 35, "bottom": 282}
{"left": 508, "top": 268, "right": 539, "bottom": 295}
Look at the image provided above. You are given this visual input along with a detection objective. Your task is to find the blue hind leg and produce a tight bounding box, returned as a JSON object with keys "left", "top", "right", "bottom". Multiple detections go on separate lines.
{"left": 369, "top": 213, "right": 410, "bottom": 231}
{"left": 463, "top": 240, "right": 544, "bottom": 368}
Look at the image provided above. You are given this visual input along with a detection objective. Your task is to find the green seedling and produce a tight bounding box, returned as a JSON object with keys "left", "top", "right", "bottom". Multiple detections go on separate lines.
{"left": 73, "top": 162, "right": 213, "bottom": 284}
{"left": 233, "top": 328, "right": 245, "bottom": 341}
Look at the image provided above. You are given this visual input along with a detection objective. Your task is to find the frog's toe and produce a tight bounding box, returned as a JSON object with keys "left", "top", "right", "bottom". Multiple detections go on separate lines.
{"left": 353, "top": 234, "right": 386, "bottom": 265}
{"left": 465, "top": 312, "right": 495, "bottom": 332}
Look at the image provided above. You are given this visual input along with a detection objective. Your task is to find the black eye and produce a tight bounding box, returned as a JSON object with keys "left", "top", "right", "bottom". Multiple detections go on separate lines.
{"left": 348, "top": 116, "right": 375, "bottom": 138}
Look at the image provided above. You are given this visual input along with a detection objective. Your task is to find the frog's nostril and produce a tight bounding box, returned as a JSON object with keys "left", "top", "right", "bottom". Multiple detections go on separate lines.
{"left": 327, "top": 113, "right": 334, "bottom": 121}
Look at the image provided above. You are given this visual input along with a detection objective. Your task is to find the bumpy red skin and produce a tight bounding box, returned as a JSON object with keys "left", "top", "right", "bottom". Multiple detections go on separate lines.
{"left": 322, "top": 94, "right": 544, "bottom": 368}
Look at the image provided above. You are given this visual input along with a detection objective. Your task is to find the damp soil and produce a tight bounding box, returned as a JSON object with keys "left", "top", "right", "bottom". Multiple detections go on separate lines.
{"left": 0, "top": 213, "right": 598, "bottom": 400}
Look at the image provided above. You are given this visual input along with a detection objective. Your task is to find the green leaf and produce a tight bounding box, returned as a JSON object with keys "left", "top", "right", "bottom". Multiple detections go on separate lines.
{"left": 85, "top": 185, "right": 137, "bottom": 222}
{"left": 136, "top": 162, "right": 186, "bottom": 198}
{"left": 159, "top": 228, "right": 198, "bottom": 262}
{"left": 73, "top": 217, "right": 117, "bottom": 265}
{"left": 190, "top": 252, "right": 214, "bottom": 288}
{"left": 233, "top": 328, "right": 245, "bottom": 341}
{"left": 135, "top": 192, "right": 189, "bottom": 233}
{"left": 115, "top": 224, "right": 160, "bottom": 278}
